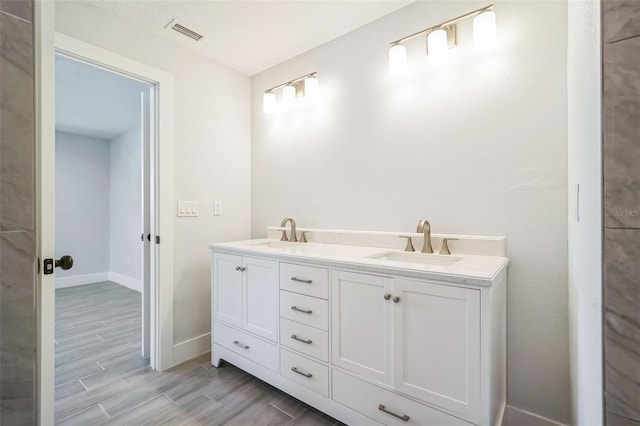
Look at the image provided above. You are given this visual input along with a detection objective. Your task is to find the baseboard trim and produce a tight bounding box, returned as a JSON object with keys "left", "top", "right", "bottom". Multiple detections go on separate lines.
{"left": 108, "top": 272, "right": 142, "bottom": 292}
{"left": 55, "top": 272, "right": 142, "bottom": 292}
{"left": 503, "top": 405, "right": 568, "bottom": 426}
{"left": 55, "top": 272, "right": 109, "bottom": 289}
{"left": 495, "top": 402, "right": 506, "bottom": 426}
{"left": 173, "top": 333, "right": 211, "bottom": 365}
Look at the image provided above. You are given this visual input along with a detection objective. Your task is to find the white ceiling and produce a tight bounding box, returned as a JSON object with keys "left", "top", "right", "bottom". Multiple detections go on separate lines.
{"left": 86, "top": 0, "right": 414, "bottom": 76}
{"left": 55, "top": 55, "right": 151, "bottom": 140}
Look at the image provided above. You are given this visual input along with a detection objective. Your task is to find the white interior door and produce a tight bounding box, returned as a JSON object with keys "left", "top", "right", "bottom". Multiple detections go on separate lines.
{"left": 36, "top": 2, "right": 56, "bottom": 424}
{"left": 141, "top": 90, "right": 151, "bottom": 358}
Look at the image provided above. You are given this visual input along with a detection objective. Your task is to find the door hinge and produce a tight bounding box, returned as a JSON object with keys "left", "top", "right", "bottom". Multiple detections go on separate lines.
{"left": 155, "top": 235, "right": 160, "bottom": 244}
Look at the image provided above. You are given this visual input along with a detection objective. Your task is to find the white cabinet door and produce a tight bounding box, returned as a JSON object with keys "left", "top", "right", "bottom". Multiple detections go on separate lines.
{"left": 213, "top": 252, "right": 243, "bottom": 328}
{"left": 393, "top": 279, "right": 480, "bottom": 418}
{"left": 331, "top": 270, "right": 393, "bottom": 386}
{"left": 244, "top": 257, "right": 279, "bottom": 342}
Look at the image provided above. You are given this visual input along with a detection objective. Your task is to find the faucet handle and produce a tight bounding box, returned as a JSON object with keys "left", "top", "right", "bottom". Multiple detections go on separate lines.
{"left": 299, "top": 231, "right": 309, "bottom": 243}
{"left": 399, "top": 236, "right": 415, "bottom": 252}
{"left": 280, "top": 229, "right": 289, "bottom": 241}
{"left": 439, "top": 238, "right": 458, "bottom": 255}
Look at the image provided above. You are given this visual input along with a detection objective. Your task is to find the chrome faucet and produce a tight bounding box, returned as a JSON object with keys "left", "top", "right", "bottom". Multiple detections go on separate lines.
{"left": 417, "top": 219, "right": 433, "bottom": 253}
{"left": 280, "top": 217, "right": 298, "bottom": 242}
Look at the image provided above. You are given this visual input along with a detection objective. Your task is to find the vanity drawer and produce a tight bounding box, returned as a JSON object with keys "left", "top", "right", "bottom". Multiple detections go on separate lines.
{"left": 279, "top": 290, "right": 328, "bottom": 331}
{"left": 280, "top": 318, "right": 329, "bottom": 362}
{"left": 280, "top": 263, "right": 328, "bottom": 299}
{"left": 214, "top": 322, "right": 278, "bottom": 372}
{"left": 332, "top": 370, "right": 471, "bottom": 426}
{"left": 280, "top": 349, "right": 329, "bottom": 397}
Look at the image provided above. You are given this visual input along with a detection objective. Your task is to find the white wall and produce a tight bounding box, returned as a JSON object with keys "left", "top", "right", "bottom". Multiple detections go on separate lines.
{"left": 56, "top": 2, "right": 251, "bottom": 348}
{"left": 251, "top": 1, "right": 569, "bottom": 423}
{"left": 567, "top": 0, "right": 603, "bottom": 424}
{"left": 55, "top": 131, "right": 110, "bottom": 281}
{"left": 109, "top": 125, "right": 142, "bottom": 286}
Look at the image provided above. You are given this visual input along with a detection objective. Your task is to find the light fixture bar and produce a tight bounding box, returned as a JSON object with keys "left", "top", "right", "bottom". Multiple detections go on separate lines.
{"left": 264, "top": 72, "right": 318, "bottom": 94}
{"left": 389, "top": 4, "right": 494, "bottom": 46}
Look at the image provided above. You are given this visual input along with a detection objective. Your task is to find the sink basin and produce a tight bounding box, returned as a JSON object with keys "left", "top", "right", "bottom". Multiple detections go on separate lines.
{"left": 367, "top": 251, "right": 461, "bottom": 267}
{"left": 248, "top": 241, "right": 302, "bottom": 249}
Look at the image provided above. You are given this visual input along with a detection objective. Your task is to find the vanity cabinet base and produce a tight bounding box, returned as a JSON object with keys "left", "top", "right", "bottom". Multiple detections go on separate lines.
{"left": 211, "top": 248, "right": 507, "bottom": 426}
{"left": 212, "top": 344, "right": 379, "bottom": 425}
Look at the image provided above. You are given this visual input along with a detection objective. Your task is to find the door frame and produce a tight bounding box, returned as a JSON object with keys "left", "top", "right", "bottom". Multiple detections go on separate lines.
{"left": 36, "top": 20, "right": 176, "bottom": 426}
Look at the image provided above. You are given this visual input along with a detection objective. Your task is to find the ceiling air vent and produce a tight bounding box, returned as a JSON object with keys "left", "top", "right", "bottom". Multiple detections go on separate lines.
{"left": 168, "top": 21, "right": 203, "bottom": 41}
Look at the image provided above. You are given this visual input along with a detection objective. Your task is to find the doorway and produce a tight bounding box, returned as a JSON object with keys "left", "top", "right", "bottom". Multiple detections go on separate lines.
{"left": 37, "top": 31, "right": 176, "bottom": 425}
{"left": 53, "top": 54, "right": 152, "bottom": 420}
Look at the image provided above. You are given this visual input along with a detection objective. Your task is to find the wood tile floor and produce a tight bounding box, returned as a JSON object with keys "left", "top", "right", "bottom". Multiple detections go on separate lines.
{"left": 55, "top": 282, "right": 341, "bottom": 425}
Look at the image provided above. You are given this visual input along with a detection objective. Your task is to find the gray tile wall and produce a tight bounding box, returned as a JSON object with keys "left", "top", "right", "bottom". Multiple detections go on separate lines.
{"left": 0, "top": 0, "right": 36, "bottom": 424}
{"left": 603, "top": 1, "right": 640, "bottom": 424}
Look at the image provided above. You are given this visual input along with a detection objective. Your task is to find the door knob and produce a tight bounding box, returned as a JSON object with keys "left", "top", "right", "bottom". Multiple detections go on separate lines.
{"left": 55, "top": 255, "right": 74, "bottom": 270}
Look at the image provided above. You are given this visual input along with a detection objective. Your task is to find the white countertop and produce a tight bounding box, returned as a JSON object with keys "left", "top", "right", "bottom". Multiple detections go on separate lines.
{"left": 210, "top": 238, "right": 509, "bottom": 287}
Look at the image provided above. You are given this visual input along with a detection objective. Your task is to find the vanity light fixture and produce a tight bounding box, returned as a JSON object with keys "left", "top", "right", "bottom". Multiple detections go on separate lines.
{"left": 388, "top": 4, "right": 495, "bottom": 74}
{"left": 427, "top": 28, "right": 450, "bottom": 57}
{"left": 262, "top": 72, "right": 318, "bottom": 114}
{"left": 304, "top": 75, "right": 319, "bottom": 98}
{"left": 263, "top": 91, "right": 276, "bottom": 114}
{"left": 282, "top": 84, "right": 296, "bottom": 105}
{"left": 389, "top": 43, "right": 407, "bottom": 76}
{"left": 473, "top": 9, "right": 497, "bottom": 48}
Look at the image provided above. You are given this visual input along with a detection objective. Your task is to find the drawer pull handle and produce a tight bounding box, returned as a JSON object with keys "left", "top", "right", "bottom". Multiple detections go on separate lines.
{"left": 233, "top": 340, "right": 249, "bottom": 350}
{"left": 291, "top": 367, "right": 313, "bottom": 378}
{"left": 291, "top": 334, "right": 312, "bottom": 344}
{"left": 291, "top": 306, "right": 313, "bottom": 314}
{"left": 378, "top": 404, "right": 410, "bottom": 422}
{"left": 291, "top": 277, "right": 312, "bottom": 284}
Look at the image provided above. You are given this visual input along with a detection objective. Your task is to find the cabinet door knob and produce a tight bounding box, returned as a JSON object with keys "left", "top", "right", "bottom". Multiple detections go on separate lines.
{"left": 393, "top": 296, "right": 400, "bottom": 303}
{"left": 235, "top": 266, "right": 246, "bottom": 271}
{"left": 383, "top": 293, "right": 391, "bottom": 300}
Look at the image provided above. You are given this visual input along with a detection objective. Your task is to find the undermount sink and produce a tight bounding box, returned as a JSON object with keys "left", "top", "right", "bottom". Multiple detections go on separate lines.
{"left": 249, "top": 241, "right": 302, "bottom": 249}
{"left": 367, "top": 251, "right": 461, "bottom": 267}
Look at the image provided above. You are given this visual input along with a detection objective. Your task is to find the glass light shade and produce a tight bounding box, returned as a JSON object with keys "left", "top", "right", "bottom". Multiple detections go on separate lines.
{"left": 389, "top": 44, "right": 407, "bottom": 76}
{"left": 473, "top": 11, "right": 496, "bottom": 48}
{"left": 263, "top": 92, "right": 276, "bottom": 114}
{"left": 282, "top": 84, "right": 296, "bottom": 105}
{"left": 427, "top": 29, "right": 448, "bottom": 57}
{"left": 304, "top": 76, "right": 318, "bottom": 98}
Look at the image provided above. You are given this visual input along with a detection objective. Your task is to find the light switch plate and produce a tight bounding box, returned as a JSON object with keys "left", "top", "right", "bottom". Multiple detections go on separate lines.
{"left": 214, "top": 200, "right": 222, "bottom": 216}
{"left": 177, "top": 201, "right": 199, "bottom": 217}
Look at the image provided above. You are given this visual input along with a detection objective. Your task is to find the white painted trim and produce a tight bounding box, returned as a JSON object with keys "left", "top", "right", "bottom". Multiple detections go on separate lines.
{"left": 108, "top": 272, "right": 142, "bottom": 292}
{"left": 54, "top": 32, "right": 175, "bottom": 371}
{"left": 35, "top": 1, "right": 56, "bottom": 424}
{"left": 173, "top": 333, "right": 211, "bottom": 365}
{"left": 503, "top": 405, "right": 568, "bottom": 426}
{"left": 55, "top": 272, "right": 110, "bottom": 289}
{"left": 495, "top": 402, "right": 505, "bottom": 426}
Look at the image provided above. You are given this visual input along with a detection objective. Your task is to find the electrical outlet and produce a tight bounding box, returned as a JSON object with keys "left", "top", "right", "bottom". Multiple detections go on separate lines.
{"left": 214, "top": 200, "right": 222, "bottom": 216}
